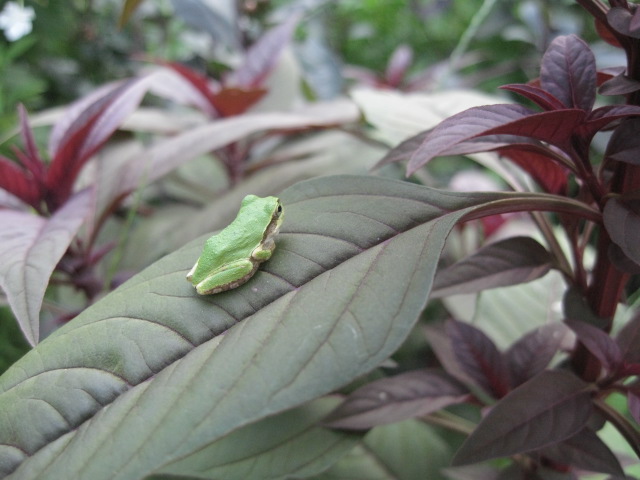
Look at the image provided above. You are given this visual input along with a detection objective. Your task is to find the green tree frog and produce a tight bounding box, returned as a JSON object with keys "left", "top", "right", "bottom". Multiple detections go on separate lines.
{"left": 186, "top": 195, "right": 284, "bottom": 295}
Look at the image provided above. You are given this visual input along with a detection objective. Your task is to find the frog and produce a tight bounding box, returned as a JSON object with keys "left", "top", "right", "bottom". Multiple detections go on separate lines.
{"left": 186, "top": 195, "right": 283, "bottom": 295}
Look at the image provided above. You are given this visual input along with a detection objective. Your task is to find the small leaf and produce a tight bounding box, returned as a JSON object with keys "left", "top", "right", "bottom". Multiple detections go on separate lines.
{"left": 599, "top": 73, "right": 640, "bottom": 96}
{"left": 505, "top": 322, "right": 568, "bottom": 387}
{"left": 431, "top": 237, "right": 552, "bottom": 298}
{"left": 452, "top": 370, "right": 592, "bottom": 465}
{"left": 446, "top": 320, "right": 510, "bottom": 398}
{"left": 579, "top": 104, "right": 640, "bottom": 138}
{"left": 605, "top": 118, "right": 640, "bottom": 165}
{"left": 0, "top": 189, "right": 93, "bottom": 345}
{"left": 566, "top": 320, "right": 622, "bottom": 374}
{"left": 210, "top": 87, "right": 267, "bottom": 117}
{"left": 541, "top": 428, "right": 625, "bottom": 477}
{"left": 324, "top": 369, "right": 469, "bottom": 430}
{"left": 374, "top": 130, "right": 428, "bottom": 169}
{"left": 500, "top": 84, "right": 565, "bottom": 111}
{"left": 616, "top": 310, "right": 640, "bottom": 364}
{"left": 385, "top": 44, "right": 413, "bottom": 87}
{"left": 603, "top": 196, "right": 640, "bottom": 268}
{"left": 498, "top": 146, "right": 569, "bottom": 194}
{"left": 226, "top": 15, "right": 299, "bottom": 88}
{"left": 408, "top": 104, "right": 535, "bottom": 174}
{"left": 0, "top": 155, "right": 40, "bottom": 207}
{"left": 608, "top": 7, "right": 640, "bottom": 39}
{"left": 540, "top": 35, "right": 596, "bottom": 111}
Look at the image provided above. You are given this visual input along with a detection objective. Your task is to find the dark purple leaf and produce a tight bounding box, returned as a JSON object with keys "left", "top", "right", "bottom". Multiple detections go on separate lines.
{"left": 608, "top": 242, "right": 640, "bottom": 274}
{"left": 506, "top": 323, "right": 569, "bottom": 387}
{"left": 375, "top": 130, "right": 430, "bottom": 169}
{"left": 500, "top": 84, "right": 565, "bottom": 111}
{"left": 482, "top": 109, "right": 586, "bottom": 147}
{"left": 605, "top": 118, "right": 640, "bottom": 165}
{"left": 541, "top": 428, "right": 625, "bottom": 476}
{"left": 446, "top": 320, "right": 510, "bottom": 398}
{"left": 225, "top": 15, "right": 299, "bottom": 88}
{"left": 425, "top": 325, "right": 479, "bottom": 388}
{"left": 540, "top": 35, "right": 596, "bottom": 111}
{"left": 385, "top": 44, "right": 413, "bottom": 87}
{"left": 566, "top": 320, "right": 622, "bottom": 374}
{"left": 323, "top": 369, "right": 469, "bottom": 430}
{"left": 608, "top": 7, "right": 640, "bottom": 39}
{"left": 0, "top": 189, "right": 93, "bottom": 345}
{"left": 599, "top": 73, "right": 640, "bottom": 96}
{"left": 616, "top": 310, "right": 640, "bottom": 364}
{"left": 579, "top": 105, "right": 640, "bottom": 138}
{"left": 498, "top": 145, "right": 569, "bottom": 194}
{"left": 603, "top": 196, "right": 640, "bottom": 268}
{"left": 408, "top": 104, "right": 535, "bottom": 174}
{"left": 0, "top": 156, "right": 40, "bottom": 207}
{"left": 452, "top": 370, "right": 592, "bottom": 465}
{"left": 431, "top": 237, "right": 552, "bottom": 298}
{"left": 628, "top": 388, "right": 640, "bottom": 424}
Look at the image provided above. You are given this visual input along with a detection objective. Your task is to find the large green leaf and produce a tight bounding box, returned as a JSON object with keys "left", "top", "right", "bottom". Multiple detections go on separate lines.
{"left": 0, "top": 175, "right": 584, "bottom": 479}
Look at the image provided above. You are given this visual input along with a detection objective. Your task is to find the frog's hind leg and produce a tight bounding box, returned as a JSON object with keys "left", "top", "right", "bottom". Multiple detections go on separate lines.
{"left": 194, "top": 259, "right": 257, "bottom": 295}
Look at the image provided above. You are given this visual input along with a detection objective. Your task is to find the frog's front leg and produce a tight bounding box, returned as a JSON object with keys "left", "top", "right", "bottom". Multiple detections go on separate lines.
{"left": 251, "top": 239, "right": 275, "bottom": 261}
{"left": 194, "top": 259, "right": 256, "bottom": 295}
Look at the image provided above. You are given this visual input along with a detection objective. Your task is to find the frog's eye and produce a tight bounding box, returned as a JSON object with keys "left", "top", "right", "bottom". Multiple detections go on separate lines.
{"left": 277, "top": 204, "right": 282, "bottom": 213}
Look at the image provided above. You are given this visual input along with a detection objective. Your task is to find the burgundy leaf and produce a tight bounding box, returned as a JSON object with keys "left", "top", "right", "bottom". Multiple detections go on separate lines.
{"left": 565, "top": 320, "right": 622, "bottom": 374}
{"left": 498, "top": 146, "right": 569, "bottom": 194}
{"left": 500, "top": 84, "right": 565, "bottom": 111}
{"left": 46, "top": 75, "right": 154, "bottom": 208}
{"left": 164, "top": 62, "right": 219, "bottom": 113}
{"left": 375, "top": 130, "right": 429, "bottom": 169}
{"left": 323, "top": 369, "right": 469, "bottom": 430}
{"left": 431, "top": 237, "right": 552, "bottom": 298}
{"left": 446, "top": 320, "right": 510, "bottom": 398}
{"left": 607, "top": 7, "right": 640, "bottom": 39}
{"left": 385, "top": 44, "right": 413, "bottom": 87}
{"left": 541, "top": 428, "right": 625, "bottom": 476}
{"left": 595, "top": 17, "right": 622, "bottom": 47}
{"left": 603, "top": 196, "right": 640, "bottom": 268}
{"left": 482, "top": 109, "right": 586, "bottom": 147}
{"left": 0, "top": 189, "right": 93, "bottom": 345}
{"left": 605, "top": 118, "right": 640, "bottom": 165}
{"left": 225, "top": 15, "right": 299, "bottom": 88}
{"left": 17, "top": 105, "right": 45, "bottom": 181}
{"left": 616, "top": 310, "right": 640, "bottom": 364}
{"left": 0, "top": 156, "right": 40, "bottom": 207}
{"left": 540, "top": 35, "right": 596, "bottom": 111}
{"left": 505, "top": 323, "right": 569, "bottom": 387}
{"left": 408, "top": 104, "right": 535, "bottom": 174}
{"left": 210, "top": 87, "right": 267, "bottom": 117}
{"left": 579, "top": 104, "right": 640, "bottom": 138}
{"left": 452, "top": 370, "right": 592, "bottom": 465}
{"left": 599, "top": 73, "right": 640, "bottom": 96}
